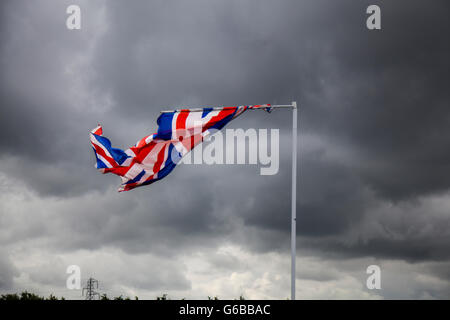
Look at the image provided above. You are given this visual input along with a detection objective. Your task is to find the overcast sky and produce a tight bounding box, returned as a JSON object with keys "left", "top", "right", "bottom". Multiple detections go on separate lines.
{"left": 0, "top": 0, "right": 449, "bottom": 299}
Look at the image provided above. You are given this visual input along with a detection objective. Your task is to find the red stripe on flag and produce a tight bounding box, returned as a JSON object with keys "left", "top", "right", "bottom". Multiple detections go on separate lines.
{"left": 92, "top": 127, "right": 103, "bottom": 135}
{"left": 176, "top": 109, "right": 189, "bottom": 139}
{"left": 203, "top": 107, "right": 236, "bottom": 132}
{"left": 136, "top": 135, "right": 152, "bottom": 148}
{"left": 177, "top": 109, "right": 189, "bottom": 129}
{"left": 189, "top": 135, "right": 196, "bottom": 150}
{"left": 103, "top": 166, "right": 129, "bottom": 176}
{"left": 152, "top": 144, "right": 168, "bottom": 174}
{"left": 135, "top": 141, "right": 156, "bottom": 163}
{"left": 92, "top": 143, "right": 117, "bottom": 168}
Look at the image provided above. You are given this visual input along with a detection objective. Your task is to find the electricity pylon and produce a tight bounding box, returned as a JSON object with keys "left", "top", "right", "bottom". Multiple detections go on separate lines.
{"left": 82, "top": 277, "right": 100, "bottom": 300}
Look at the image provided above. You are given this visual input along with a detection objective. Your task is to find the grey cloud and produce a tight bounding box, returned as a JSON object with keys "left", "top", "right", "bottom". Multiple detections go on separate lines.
{"left": 0, "top": 251, "right": 19, "bottom": 291}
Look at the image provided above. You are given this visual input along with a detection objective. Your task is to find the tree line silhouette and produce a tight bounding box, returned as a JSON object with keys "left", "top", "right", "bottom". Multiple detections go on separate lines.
{"left": 0, "top": 291, "right": 245, "bottom": 300}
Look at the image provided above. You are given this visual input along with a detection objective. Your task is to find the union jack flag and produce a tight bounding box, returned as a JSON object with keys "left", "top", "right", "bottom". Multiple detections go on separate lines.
{"left": 90, "top": 104, "right": 272, "bottom": 191}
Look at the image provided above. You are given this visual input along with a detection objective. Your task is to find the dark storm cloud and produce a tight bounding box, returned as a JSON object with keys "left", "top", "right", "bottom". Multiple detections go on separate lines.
{"left": 0, "top": 0, "right": 115, "bottom": 196}
{"left": 0, "top": 0, "right": 450, "bottom": 298}
{"left": 302, "top": 0, "right": 450, "bottom": 201}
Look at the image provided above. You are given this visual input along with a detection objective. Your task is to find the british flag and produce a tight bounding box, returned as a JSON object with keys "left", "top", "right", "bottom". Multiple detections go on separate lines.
{"left": 90, "top": 104, "right": 272, "bottom": 191}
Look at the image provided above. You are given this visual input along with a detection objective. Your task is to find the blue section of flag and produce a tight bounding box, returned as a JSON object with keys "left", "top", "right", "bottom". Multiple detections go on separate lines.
{"left": 155, "top": 112, "right": 175, "bottom": 140}
{"left": 126, "top": 170, "right": 145, "bottom": 185}
{"left": 94, "top": 134, "right": 129, "bottom": 165}
{"left": 202, "top": 108, "right": 213, "bottom": 118}
{"left": 110, "top": 147, "right": 129, "bottom": 165}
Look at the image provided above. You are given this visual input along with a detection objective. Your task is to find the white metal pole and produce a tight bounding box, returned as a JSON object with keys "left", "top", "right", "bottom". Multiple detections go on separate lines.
{"left": 160, "top": 105, "right": 294, "bottom": 113}
{"left": 291, "top": 101, "right": 297, "bottom": 300}
{"left": 159, "top": 102, "right": 298, "bottom": 300}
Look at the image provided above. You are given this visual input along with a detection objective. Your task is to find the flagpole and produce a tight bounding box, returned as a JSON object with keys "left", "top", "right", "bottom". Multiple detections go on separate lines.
{"left": 291, "top": 101, "right": 297, "bottom": 300}
{"left": 160, "top": 102, "right": 298, "bottom": 300}
{"left": 160, "top": 105, "right": 294, "bottom": 113}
